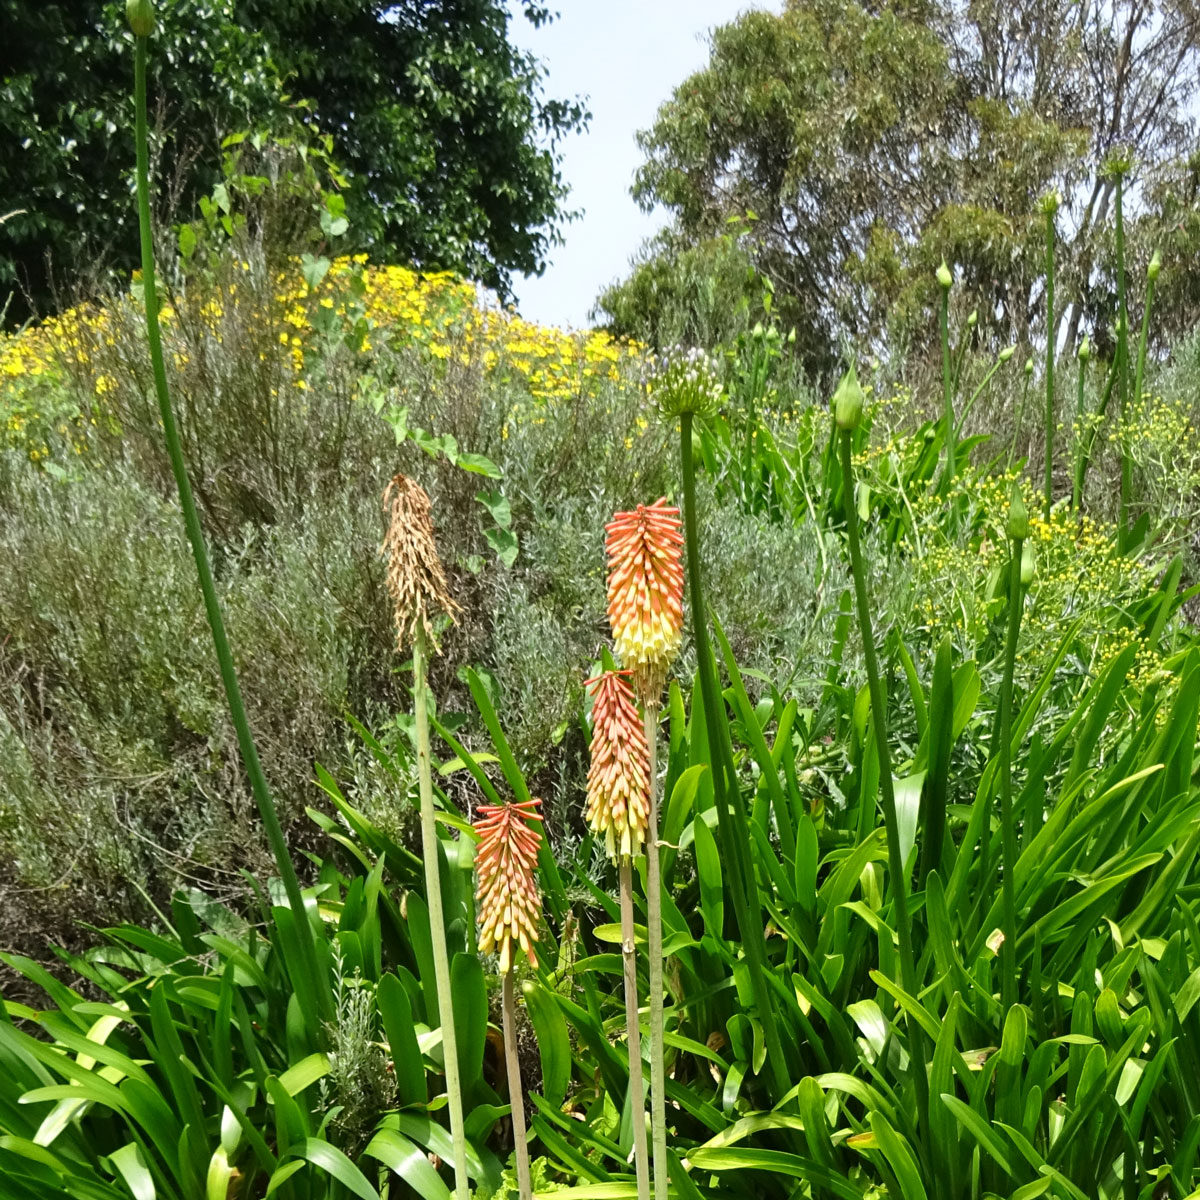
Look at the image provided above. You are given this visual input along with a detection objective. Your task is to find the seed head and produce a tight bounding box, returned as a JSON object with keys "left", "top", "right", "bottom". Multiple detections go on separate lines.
{"left": 474, "top": 798, "right": 543, "bottom": 973}
{"left": 585, "top": 671, "right": 650, "bottom": 860}
{"left": 606, "top": 499, "right": 684, "bottom": 704}
{"left": 382, "top": 474, "right": 460, "bottom": 652}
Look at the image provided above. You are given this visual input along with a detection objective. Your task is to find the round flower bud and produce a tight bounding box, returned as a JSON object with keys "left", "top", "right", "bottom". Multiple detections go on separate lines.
{"left": 126, "top": 0, "right": 156, "bottom": 35}
{"left": 999, "top": 346, "right": 1015, "bottom": 362}
{"left": 967, "top": 309, "right": 978, "bottom": 329}
{"left": 1021, "top": 543, "right": 1036, "bottom": 587}
{"left": 1024, "top": 357, "right": 1034, "bottom": 377}
{"left": 1148, "top": 250, "right": 1161, "bottom": 283}
{"left": 1039, "top": 190, "right": 1061, "bottom": 216}
{"left": 1007, "top": 486, "right": 1029, "bottom": 541}
{"left": 936, "top": 261, "right": 953, "bottom": 290}
{"left": 832, "top": 363, "right": 865, "bottom": 431}
{"left": 1078, "top": 336, "right": 1090, "bottom": 363}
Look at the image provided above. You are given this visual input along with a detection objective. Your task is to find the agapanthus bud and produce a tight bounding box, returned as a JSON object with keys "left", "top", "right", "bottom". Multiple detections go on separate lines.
{"left": 1007, "top": 486, "right": 1029, "bottom": 540}
{"left": 382, "top": 474, "right": 460, "bottom": 651}
{"left": 999, "top": 346, "right": 1015, "bottom": 362}
{"left": 832, "top": 363, "right": 865, "bottom": 431}
{"left": 1039, "top": 190, "right": 1061, "bottom": 217}
{"left": 1148, "top": 250, "right": 1162, "bottom": 283}
{"left": 646, "top": 345, "right": 724, "bottom": 419}
{"left": 1021, "top": 543, "right": 1036, "bottom": 586}
{"left": 606, "top": 499, "right": 684, "bottom": 704}
{"left": 1024, "top": 358, "right": 1034, "bottom": 377}
{"left": 967, "top": 310, "right": 978, "bottom": 329}
{"left": 937, "top": 261, "right": 953, "bottom": 290}
{"left": 585, "top": 671, "right": 650, "bottom": 860}
{"left": 126, "top": 0, "right": 156, "bottom": 35}
{"left": 1078, "top": 336, "right": 1090, "bottom": 363}
{"left": 474, "top": 798, "right": 543, "bottom": 974}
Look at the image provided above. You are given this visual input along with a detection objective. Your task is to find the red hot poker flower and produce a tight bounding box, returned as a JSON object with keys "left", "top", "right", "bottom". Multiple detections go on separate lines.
{"left": 605, "top": 499, "right": 684, "bottom": 703}
{"left": 474, "top": 798, "right": 544, "bottom": 974}
{"left": 585, "top": 670, "right": 650, "bottom": 860}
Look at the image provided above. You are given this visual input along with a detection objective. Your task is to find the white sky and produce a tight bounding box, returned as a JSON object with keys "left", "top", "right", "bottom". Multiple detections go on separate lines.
{"left": 507, "top": 1, "right": 774, "bottom": 329}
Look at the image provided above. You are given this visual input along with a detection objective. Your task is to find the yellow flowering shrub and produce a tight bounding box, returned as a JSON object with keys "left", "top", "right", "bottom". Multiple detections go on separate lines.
{"left": 0, "top": 256, "right": 636, "bottom": 462}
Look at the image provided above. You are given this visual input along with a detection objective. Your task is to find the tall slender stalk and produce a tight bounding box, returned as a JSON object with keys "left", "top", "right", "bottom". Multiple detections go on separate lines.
{"left": 414, "top": 626, "right": 470, "bottom": 1200}
{"left": 1114, "top": 169, "right": 1132, "bottom": 536}
{"left": 131, "top": 25, "right": 327, "bottom": 1023}
{"left": 502, "top": 974, "right": 532, "bottom": 1200}
{"left": 619, "top": 857, "right": 651, "bottom": 1200}
{"left": 679, "top": 412, "right": 790, "bottom": 1102}
{"left": 837, "top": 432, "right": 918, "bottom": 1000}
{"left": 938, "top": 264, "right": 955, "bottom": 487}
{"left": 1072, "top": 340, "right": 1090, "bottom": 513}
{"left": 644, "top": 704, "right": 668, "bottom": 1200}
{"left": 1042, "top": 196, "right": 1058, "bottom": 519}
{"left": 1007, "top": 358, "right": 1034, "bottom": 474}
{"left": 997, "top": 494, "right": 1028, "bottom": 1010}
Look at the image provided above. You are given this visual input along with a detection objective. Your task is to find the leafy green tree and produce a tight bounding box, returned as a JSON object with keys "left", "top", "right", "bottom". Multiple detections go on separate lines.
{"left": 625, "top": 0, "right": 1200, "bottom": 368}
{"left": 0, "top": 0, "right": 585, "bottom": 323}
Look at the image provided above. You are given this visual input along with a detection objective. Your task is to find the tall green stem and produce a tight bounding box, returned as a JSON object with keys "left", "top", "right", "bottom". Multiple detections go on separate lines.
{"left": 414, "top": 627, "right": 469, "bottom": 1200}
{"left": 644, "top": 704, "right": 668, "bottom": 1200}
{"left": 838, "top": 430, "right": 928, "bottom": 1113}
{"left": 997, "top": 536, "right": 1025, "bottom": 1010}
{"left": 940, "top": 286, "right": 956, "bottom": 487}
{"left": 1043, "top": 209, "right": 1056, "bottom": 519}
{"left": 679, "top": 413, "right": 789, "bottom": 1102}
{"left": 1115, "top": 174, "right": 1131, "bottom": 536}
{"left": 1072, "top": 351, "right": 1088, "bottom": 513}
{"left": 619, "top": 857, "right": 651, "bottom": 1200}
{"left": 132, "top": 34, "right": 327, "bottom": 1024}
{"left": 502, "top": 973, "right": 532, "bottom": 1200}
{"left": 1007, "top": 364, "right": 1033, "bottom": 475}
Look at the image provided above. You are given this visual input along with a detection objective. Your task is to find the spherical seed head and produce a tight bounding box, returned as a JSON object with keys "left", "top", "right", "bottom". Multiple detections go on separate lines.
{"left": 1007, "top": 485, "right": 1029, "bottom": 540}
{"left": 1148, "top": 250, "right": 1162, "bottom": 283}
{"left": 936, "top": 261, "right": 953, "bottom": 290}
{"left": 126, "top": 0, "right": 156, "bottom": 35}
{"left": 584, "top": 671, "right": 650, "bottom": 861}
{"left": 646, "top": 345, "right": 724, "bottom": 419}
{"left": 605, "top": 499, "right": 684, "bottom": 704}
{"left": 1039, "top": 189, "right": 1061, "bottom": 217}
{"left": 382, "top": 474, "right": 460, "bottom": 652}
{"left": 474, "top": 798, "right": 544, "bottom": 973}
{"left": 832, "top": 363, "right": 865, "bottom": 431}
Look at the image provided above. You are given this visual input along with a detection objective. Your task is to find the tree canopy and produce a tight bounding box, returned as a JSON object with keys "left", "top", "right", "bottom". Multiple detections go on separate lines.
{"left": 605, "top": 0, "right": 1200, "bottom": 368}
{"left": 0, "top": 0, "right": 586, "bottom": 323}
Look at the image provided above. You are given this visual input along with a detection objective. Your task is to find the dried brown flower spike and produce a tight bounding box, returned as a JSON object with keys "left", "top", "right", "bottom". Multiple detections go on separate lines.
{"left": 382, "top": 474, "right": 460, "bottom": 651}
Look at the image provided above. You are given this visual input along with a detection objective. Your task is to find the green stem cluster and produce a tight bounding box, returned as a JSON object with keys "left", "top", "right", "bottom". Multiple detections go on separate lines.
{"left": 940, "top": 285, "right": 956, "bottom": 487}
{"left": 132, "top": 34, "right": 328, "bottom": 1026}
{"left": 414, "top": 628, "right": 470, "bottom": 1200}
{"left": 997, "top": 537, "right": 1026, "bottom": 1009}
{"left": 679, "top": 412, "right": 790, "bottom": 1104}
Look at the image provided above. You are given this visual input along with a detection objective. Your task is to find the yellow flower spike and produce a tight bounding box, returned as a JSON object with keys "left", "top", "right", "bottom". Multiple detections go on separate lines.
{"left": 605, "top": 499, "right": 685, "bottom": 705}
{"left": 585, "top": 670, "right": 650, "bottom": 861}
{"left": 473, "top": 798, "right": 544, "bottom": 973}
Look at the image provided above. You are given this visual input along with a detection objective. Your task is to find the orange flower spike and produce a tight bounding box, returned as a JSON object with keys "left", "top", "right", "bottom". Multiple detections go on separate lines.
{"left": 585, "top": 670, "right": 650, "bottom": 860}
{"left": 474, "top": 798, "right": 544, "bottom": 974}
{"left": 605, "top": 499, "right": 685, "bottom": 703}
